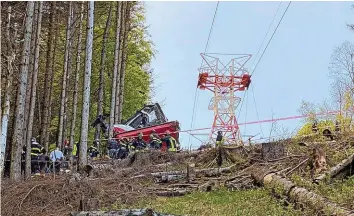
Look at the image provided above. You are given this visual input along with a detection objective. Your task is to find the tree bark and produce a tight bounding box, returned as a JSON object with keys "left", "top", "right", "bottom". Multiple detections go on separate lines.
{"left": 95, "top": 3, "right": 113, "bottom": 140}
{"left": 58, "top": 2, "right": 73, "bottom": 149}
{"left": 63, "top": 3, "right": 75, "bottom": 146}
{"left": 40, "top": 2, "right": 56, "bottom": 150}
{"left": 23, "top": 2, "right": 38, "bottom": 147}
{"left": 314, "top": 153, "right": 354, "bottom": 183}
{"left": 109, "top": 2, "right": 122, "bottom": 138}
{"left": 79, "top": 1, "right": 95, "bottom": 168}
{"left": 0, "top": 2, "right": 2, "bottom": 164}
{"left": 70, "top": 2, "right": 84, "bottom": 163}
{"left": 10, "top": 1, "right": 34, "bottom": 181}
{"left": 251, "top": 168, "right": 354, "bottom": 216}
{"left": 117, "top": 3, "right": 132, "bottom": 123}
{"left": 115, "top": 2, "right": 127, "bottom": 124}
{"left": 1, "top": 6, "right": 18, "bottom": 175}
{"left": 25, "top": 1, "right": 43, "bottom": 179}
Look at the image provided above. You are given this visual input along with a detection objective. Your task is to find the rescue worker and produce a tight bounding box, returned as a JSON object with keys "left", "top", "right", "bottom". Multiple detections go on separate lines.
{"left": 216, "top": 131, "right": 224, "bottom": 146}
{"left": 118, "top": 138, "right": 129, "bottom": 159}
{"left": 312, "top": 120, "right": 318, "bottom": 133}
{"left": 149, "top": 130, "right": 162, "bottom": 149}
{"left": 50, "top": 147, "right": 64, "bottom": 173}
{"left": 132, "top": 133, "right": 147, "bottom": 151}
{"left": 161, "top": 131, "right": 177, "bottom": 152}
{"left": 108, "top": 139, "right": 119, "bottom": 159}
{"left": 88, "top": 144, "right": 99, "bottom": 158}
{"left": 31, "top": 139, "right": 45, "bottom": 174}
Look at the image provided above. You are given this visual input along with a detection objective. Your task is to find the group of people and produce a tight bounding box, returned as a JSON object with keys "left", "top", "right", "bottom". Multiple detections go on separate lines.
{"left": 22, "top": 138, "right": 64, "bottom": 175}
{"left": 107, "top": 130, "right": 180, "bottom": 159}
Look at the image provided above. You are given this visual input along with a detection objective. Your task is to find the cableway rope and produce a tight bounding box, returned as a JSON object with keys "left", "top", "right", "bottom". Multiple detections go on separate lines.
{"left": 251, "top": 1, "right": 291, "bottom": 76}
{"left": 245, "top": 1, "right": 291, "bottom": 138}
{"left": 188, "top": 1, "right": 220, "bottom": 149}
{"left": 251, "top": 2, "right": 282, "bottom": 65}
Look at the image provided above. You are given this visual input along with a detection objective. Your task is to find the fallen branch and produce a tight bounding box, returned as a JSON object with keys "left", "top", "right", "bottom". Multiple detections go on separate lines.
{"left": 267, "top": 155, "right": 305, "bottom": 162}
{"left": 251, "top": 168, "right": 354, "bottom": 216}
{"left": 285, "top": 158, "right": 309, "bottom": 176}
{"left": 314, "top": 153, "right": 354, "bottom": 183}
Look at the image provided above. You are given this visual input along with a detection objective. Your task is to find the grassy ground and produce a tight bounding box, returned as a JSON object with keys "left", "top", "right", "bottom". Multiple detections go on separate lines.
{"left": 315, "top": 176, "right": 354, "bottom": 209}
{"left": 112, "top": 189, "right": 305, "bottom": 216}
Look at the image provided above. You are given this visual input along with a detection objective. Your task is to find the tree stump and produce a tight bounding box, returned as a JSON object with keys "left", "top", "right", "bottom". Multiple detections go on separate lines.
{"left": 79, "top": 198, "right": 100, "bottom": 211}
{"left": 186, "top": 163, "right": 196, "bottom": 182}
{"left": 262, "top": 142, "right": 285, "bottom": 161}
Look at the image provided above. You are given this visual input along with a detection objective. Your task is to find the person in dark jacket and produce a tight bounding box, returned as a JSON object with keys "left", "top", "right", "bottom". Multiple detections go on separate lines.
{"left": 132, "top": 133, "right": 146, "bottom": 150}
{"left": 108, "top": 139, "right": 119, "bottom": 159}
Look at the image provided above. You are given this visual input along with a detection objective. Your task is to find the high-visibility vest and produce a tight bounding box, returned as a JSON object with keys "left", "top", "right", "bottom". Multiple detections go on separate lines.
{"left": 72, "top": 144, "right": 77, "bottom": 156}
{"left": 31, "top": 144, "right": 44, "bottom": 157}
{"left": 168, "top": 137, "right": 177, "bottom": 152}
{"left": 216, "top": 138, "right": 224, "bottom": 146}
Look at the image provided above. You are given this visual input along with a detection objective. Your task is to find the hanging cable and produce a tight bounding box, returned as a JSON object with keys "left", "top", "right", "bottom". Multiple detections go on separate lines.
{"left": 251, "top": 2, "right": 282, "bottom": 65}
{"left": 251, "top": 1, "right": 291, "bottom": 76}
{"left": 251, "top": 83, "right": 264, "bottom": 137}
{"left": 188, "top": 1, "right": 220, "bottom": 150}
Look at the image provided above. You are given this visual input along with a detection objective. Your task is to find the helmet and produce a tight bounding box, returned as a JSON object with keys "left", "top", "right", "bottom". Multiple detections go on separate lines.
{"left": 31, "top": 137, "right": 36, "bottom": 142}
{"left": 217, "top": 131, "right": 222, "bottom": 135}
{"left": 165, "top": 130, "right": 171, "bottom": 135}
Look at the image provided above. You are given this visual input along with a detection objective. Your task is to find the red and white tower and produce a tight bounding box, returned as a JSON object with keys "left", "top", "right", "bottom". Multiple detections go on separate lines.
{"left": 197, "top": 53, "right": 252, "bottom": 146}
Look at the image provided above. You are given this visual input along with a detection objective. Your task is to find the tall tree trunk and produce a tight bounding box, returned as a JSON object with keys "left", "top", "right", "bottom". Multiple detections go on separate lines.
{"left": 70, "top": 2, "right": 84, "bottom": 161}
{"left": 63, "top": 4, "right": 75, "bottom": 146}
{"left": 0, "top": 2, "right": 2, "bottom": 163}
{"left": 40, "top": 1, "right": 56, "bottom": 151}
{"left": 23, "top": 2, "right": 38, "bottom": 147}
{"left": 109, "top": 2, "right": 122, "bottom": 139}
{"left": 25, "top": 1, "right": 43, "bottom": 179}
{"left": 115, "top": 2, "right": 126, "bottom": 124}
{"left": 58, "top": 2, "right": 73, "bottom": 149}
{"left": 1, "top": 6, "right": 18, "bottom": 175}
{"left": 45, "top": 13, "right": 60, "bottom": 151}
{"left": 79, "top": 1, "right": 94, "bottom": 168}
{"left": 117, "top": 2, "right": 132, "bottom": 123}
{"left": 95, "top": 3, "right": 113, "bottom": 140}
{"left": 10, "top": 1, "right": 34, "bottom": 181}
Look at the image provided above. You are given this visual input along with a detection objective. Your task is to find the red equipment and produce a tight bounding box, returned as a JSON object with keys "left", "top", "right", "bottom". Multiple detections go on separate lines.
{"left": 197, "top": 53, "right": 252, "bottom": 145}
{"left": 114, "top": 121, "right": 180, "bottom": 143}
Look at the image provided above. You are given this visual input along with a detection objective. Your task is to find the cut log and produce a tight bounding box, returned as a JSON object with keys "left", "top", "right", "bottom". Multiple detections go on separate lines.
{"left": 79, "top": 198, "right": 100, "bottom": 211}
{"left": 160, "top": 174, "right": 184, "bottom": 183}
{"left": 153, "top": 189, "right": 189, "bottom": 197}
{"left": 186, "top": 163, "right": 196, "bottom": 182}
{"left": 252, "top": 168, "right": 354, "bottom": 216}
{"left": 71, "top": 208, "right": 176, "bottom": 216}
{"left": 151, "top": 170, "right": 185, "bottom": 178}
{"left": 196, "top": 164, "right": 236, "bottom": 177}
{"left": 314, "top": 154, "right": 354, "bottom": 183}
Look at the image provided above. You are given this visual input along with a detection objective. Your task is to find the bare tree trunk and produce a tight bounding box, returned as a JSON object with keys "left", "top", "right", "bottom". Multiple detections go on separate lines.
{"left": 79, "top": 1, "right": 95, "bottom": 168}
{"left": 95, "top": 3, "right": 113, "bottom": 140}
{"left": 0, "top": 2, "right": 2, "bottom": 164}
{"left": 109, "top": 2, "right": 122, "bottom": 138}
{"left": 1, "top": 6, "right": 18, "bottom": 175}
{"left": 40, "top": 2, "right": 56, "bottom": 151}
{"left": 70, "top": 2, "right": 84, "bottom": 162}
{"left": 10, "top": 1, "right": 34, "bottom": 181}
{"left": 58, "top": 2, "right": 73, "bottom": 149}
{"left": 115, "top": 2, "right": 126, "bottom": 124}
{"left": 63, "top": 4, "right": 75, "bottom": 146}
{"left": 44, "top": 14, "right": 59, "bottom": 151}
{"left": 25, "top": 1, "right": 43, "bottom": 179}
{"left": 117, "top": 3, "right": 132, "bottom": 123}
{"left": 23, "top": 2, "right": 38, "bottom": 147}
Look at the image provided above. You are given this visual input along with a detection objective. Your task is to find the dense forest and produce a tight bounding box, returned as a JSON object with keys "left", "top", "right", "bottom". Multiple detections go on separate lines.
{"left": 0, "top": 1, "right": 155, "bottom": 181}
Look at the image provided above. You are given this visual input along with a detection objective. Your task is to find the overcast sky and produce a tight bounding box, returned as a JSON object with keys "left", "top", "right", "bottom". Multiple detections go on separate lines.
{"left": 145, "top": 1, "right": 354, "bottom": 149}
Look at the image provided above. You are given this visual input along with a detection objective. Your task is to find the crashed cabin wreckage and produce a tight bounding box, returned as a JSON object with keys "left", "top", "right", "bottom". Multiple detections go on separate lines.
{"left": 91, "top": 103, "right": 180, "bottom": 143}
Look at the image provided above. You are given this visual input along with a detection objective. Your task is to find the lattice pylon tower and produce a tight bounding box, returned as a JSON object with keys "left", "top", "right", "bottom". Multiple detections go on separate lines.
{"left": 197, "top": 53, "right": 252, "bottom": 146}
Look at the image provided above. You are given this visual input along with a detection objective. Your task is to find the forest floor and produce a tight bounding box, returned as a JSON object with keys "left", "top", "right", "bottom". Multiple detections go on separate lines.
{"left": 2, "top": 133, "right": 354, "bottom": 216}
